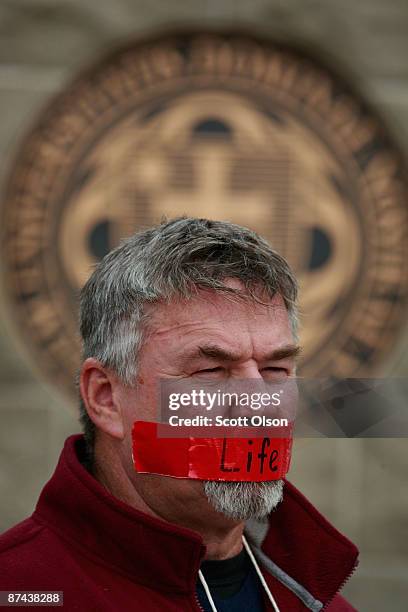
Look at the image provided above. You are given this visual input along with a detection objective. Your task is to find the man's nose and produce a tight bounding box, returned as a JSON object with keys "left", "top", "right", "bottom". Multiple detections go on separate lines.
{"left": 231, "top": 360, "right": 263, "bottom": 379}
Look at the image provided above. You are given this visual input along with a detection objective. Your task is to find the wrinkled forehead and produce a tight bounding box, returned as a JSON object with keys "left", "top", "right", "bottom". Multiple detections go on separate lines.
{"left": 144, "top": 286, "right": 291, "bottom": 340}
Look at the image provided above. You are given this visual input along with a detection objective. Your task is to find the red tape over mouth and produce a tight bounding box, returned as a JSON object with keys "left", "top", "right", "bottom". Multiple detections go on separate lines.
{"left": 132, "top": 421, "right": 293, "bottom": 481}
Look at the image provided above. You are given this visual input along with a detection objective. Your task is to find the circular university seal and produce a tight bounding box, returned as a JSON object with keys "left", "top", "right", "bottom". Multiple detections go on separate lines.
{"left": 2, "top": 30, "right": 408, "bottom": 401}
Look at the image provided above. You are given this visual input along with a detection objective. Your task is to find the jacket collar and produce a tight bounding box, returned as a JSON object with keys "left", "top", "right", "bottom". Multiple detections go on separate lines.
{"left": 33, "top": 434, "right": 358, "bottom": 603}
{"left": 246, "top": 484, "right": 359, "bottom": 608}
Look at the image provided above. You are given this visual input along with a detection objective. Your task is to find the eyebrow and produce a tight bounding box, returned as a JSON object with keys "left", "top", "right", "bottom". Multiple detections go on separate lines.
{"left": 182, "top": 343, "right": 302, "bottom": 364}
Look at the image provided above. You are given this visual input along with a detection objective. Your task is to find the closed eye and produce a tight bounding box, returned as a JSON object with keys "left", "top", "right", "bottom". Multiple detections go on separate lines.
{"left": 261, "top": 367, "right": 289, "bottom": 378}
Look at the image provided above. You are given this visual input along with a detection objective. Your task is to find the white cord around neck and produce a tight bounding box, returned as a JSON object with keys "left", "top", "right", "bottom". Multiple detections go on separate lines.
{"left": 198, "top": 568, "right": 218, "bottom": 612}
{"left": 198, "top": 534, "right": 280, "bottom": 612}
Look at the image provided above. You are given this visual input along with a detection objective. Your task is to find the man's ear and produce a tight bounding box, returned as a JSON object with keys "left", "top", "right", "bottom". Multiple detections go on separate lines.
{"left": 80, "top": 358, "right": 125, "bottom": 440}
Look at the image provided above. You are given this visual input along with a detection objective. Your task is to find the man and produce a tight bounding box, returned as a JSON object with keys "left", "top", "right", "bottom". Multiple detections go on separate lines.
{"left": 0, "top": 217, "right": 358, "bottom": 610}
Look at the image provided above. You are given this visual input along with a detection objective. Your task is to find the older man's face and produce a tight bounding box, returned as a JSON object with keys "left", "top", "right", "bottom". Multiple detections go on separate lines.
{"left": 116, "top": 280, "right": 298, "bottom": 527}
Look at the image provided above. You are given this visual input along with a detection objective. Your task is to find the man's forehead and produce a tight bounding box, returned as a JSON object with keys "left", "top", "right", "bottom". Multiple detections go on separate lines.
{"left": 146, "top": 290, "right": 289, "bottom": 337}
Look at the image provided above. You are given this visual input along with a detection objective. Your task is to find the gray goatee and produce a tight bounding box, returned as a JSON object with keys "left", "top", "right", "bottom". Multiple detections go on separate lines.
{"left": 203, "top": 480, "right": 284, "bottom": 521}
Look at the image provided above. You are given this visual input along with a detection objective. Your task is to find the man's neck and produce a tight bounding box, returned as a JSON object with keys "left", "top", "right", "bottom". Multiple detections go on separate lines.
{"left": 199, "top": 523, "right": 244, "bottom": 560}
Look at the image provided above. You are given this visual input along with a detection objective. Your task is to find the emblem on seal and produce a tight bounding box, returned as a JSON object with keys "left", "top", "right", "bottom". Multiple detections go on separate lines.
{"left": 2, "top": 31, "right": 408, "bottom": 401}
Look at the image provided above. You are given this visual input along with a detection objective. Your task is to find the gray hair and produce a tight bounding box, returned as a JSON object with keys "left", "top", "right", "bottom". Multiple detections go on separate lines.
{"left": 78, "top": 217, "right": 298, "bottom": 456}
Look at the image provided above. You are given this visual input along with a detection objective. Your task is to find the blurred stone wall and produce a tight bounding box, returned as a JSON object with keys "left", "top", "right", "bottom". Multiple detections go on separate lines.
{"left": 0, "top": 2, "right": 407, "bottom": 610}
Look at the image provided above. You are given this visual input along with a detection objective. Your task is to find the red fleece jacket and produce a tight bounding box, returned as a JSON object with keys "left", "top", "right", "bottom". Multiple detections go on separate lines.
{"left": 0, "top": 435, "right": 358, "bottom": 611}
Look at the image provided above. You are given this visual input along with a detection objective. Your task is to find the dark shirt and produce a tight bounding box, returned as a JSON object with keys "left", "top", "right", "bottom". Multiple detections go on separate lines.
{"left": 196, "top": 547, "right": 265, "bottom": 611}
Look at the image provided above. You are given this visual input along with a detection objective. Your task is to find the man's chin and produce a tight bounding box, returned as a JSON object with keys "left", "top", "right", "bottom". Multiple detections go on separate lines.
{"left": 203, "top": 480, "right": 284, "bottom": 521}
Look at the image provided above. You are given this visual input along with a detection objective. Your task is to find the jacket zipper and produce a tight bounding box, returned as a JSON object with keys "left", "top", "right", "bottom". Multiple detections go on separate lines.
{"left": 194, "top": 592, "right": 205, "bottom": 611}
{"left": 322, "top": 558, "right": 359, "bottom": 610}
